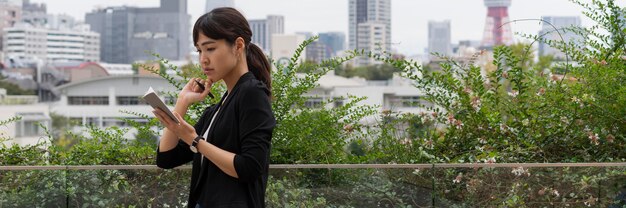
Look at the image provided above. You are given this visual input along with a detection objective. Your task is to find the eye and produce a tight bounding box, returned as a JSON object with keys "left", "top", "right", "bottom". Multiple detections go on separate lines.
{"left": 206, "top": 48, "right": 216, "bottom": 52}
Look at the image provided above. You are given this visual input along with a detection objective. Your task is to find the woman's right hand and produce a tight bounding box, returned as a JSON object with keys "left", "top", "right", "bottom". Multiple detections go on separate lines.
{"left": 177, "top": 78, "right": 212, "bottom": 107}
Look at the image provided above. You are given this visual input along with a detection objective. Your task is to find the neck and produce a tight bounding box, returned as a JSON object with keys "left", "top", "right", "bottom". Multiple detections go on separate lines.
{"left": 223, "top": 63, "right": 248, "bottom": 94}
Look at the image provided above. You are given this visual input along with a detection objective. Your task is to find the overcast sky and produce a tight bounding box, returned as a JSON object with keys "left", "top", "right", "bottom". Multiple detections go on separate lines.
{"left": 32, "top": 0, "right": 626, "bottom": 56}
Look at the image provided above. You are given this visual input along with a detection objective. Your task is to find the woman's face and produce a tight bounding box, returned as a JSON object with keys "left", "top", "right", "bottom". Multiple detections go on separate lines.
{"left": 195, "top": 32, "right": 239, "bottom": 82}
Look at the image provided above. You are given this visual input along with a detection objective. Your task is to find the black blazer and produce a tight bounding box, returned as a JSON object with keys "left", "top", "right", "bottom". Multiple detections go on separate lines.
{"left": 156, "top": 72, "right": 276, "bottom": 208}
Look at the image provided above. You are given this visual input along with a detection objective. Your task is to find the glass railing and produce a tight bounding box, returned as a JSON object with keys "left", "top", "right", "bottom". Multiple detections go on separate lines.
{"left": 1, "top": 163, "right": 625, "bottom": 207}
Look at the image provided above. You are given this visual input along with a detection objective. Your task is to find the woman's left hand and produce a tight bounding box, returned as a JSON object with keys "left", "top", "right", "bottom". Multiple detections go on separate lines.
{"left": 152, "top": 108, "right": 197, "bottom": 145}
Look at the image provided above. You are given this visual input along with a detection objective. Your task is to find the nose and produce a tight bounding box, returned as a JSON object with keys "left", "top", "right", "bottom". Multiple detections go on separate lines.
{"left": 200, "top": 53, "right": 209, "bottom": 66}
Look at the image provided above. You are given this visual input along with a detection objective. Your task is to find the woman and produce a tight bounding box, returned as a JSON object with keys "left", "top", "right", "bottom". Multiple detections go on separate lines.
{"left": 153, "top": 7, "right": 275, "bottom": 208}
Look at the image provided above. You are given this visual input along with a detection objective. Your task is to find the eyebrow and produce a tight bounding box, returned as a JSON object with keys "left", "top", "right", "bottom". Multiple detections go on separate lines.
{"left": 196, "top": 40, "right": 216, "bottom": 46}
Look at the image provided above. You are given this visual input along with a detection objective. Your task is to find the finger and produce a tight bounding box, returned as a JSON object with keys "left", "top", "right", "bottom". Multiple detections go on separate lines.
{"left": 200, "top": 80, "right": 211, "bottom": 98}
{"left": 152, "top": 110, "right": 167, "bottom": 126}
{"left": 173, "top": 112, "right": 184, "bottom": 124}
{"left": 183, "top": 78, "right": 195, "bottom": 90}
{"left": 153, "top": 108, "right": 172, "bottom": 126}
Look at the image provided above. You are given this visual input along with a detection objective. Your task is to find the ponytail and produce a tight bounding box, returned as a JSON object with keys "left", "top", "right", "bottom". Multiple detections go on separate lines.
{"left": 246, "top": 43, "right": 272, "bottom": 95}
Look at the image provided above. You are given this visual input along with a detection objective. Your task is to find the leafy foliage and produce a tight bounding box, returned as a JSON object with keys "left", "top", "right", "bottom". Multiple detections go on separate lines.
{"left": 0, "top": 1, "right": 625, "bottom": 206}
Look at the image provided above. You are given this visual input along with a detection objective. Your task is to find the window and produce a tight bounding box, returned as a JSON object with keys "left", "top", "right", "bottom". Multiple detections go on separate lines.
{"left": 334, "top": 99, "right": 344, "bottom": 108}
{"left": 68, "top": 96, "right": 109, "bottom": 105}
{"left": 390, "top": 96, "right": 423, "bottom": 108}
{"left": 117, "top": 96, "right": 145, "bottom": 105}
{"left": 15, "top": 113, "right": 50, "bottom": 138}
{"left": 15, "top": 121, "right": 44, "bottom": 137}
{"left": 304, "top": 97, "right": 324, "bottom": 108}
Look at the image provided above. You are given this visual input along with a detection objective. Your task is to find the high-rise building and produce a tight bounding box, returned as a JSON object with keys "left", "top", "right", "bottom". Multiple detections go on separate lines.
{"left": 20, "top": 0, "right": 47, "bottom": 28}
{"left": 3, "top": 24, "right": 100, "bottom": 62}
{"left": 354, "top": 21, "right": 389, "bottom": 66}
{"left": 0, "top": 0, "right": 21, "bottom": 7}
{"left": 0, "top": 1, "right": 21, "bottom": 51}
{"left": 249, "top": 15, "right": 284, "bottom": 53}
{"left": 205, "top": 0, "right": 234, "bottom": 13}
{"left": 271, "top": 34, "right": 306, "bottom": 67}
{"left": 482, "top": 0, "right": 513, "bottom": 47}
{"left": 348, "top": 0, "right": 391, "bottom": 66}
{"left": 86, "top": 0, "right": 190, "bottom": 64}
{"left": 318, "top": 32, "right": 345, "bottom": 58}
{"left": 305, "top": 41, "right": 327, "bottom": 63}
{"left": 428, "top": 20, "right": 452, "bottom": 57}
{"left": 538, "top": 16, "right": 582, "bottom": 60}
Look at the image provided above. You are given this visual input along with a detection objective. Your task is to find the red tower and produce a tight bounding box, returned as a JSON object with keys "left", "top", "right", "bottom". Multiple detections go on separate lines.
{"left": 482, "top": 0, "right": 513, "bottom": 47}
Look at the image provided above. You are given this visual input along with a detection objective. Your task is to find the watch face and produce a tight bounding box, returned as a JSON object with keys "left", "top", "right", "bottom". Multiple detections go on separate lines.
{"left": 190, "top": 145, "right": 198, "bottom": 153}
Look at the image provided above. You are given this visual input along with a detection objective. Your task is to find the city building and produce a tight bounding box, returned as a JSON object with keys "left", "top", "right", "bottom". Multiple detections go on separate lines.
{"left": 318, "top": 32, "right": 345, "bottom": 58}
{"left": 3, "top": 23, "right": 100, "bottom": 63}
{"left": 482, "top": 0, "right": 513, "bottom": 47}
{"left": 20, "top": 0, "right": 46, "bottom": 28}
{"left": 271, "top": 34, "right": 306, "bottom": 67}
{"left": 348, "top": 0, "right": 391, "bottom": 66}
{"left": 205, "top": 0, "right": 234, "bottom": 13}
{"left": 428, "top": 20, "right": 452, "bottom": 57}
{"left": 303, "top": 72, "right": 429, "bottom": 116}
{"left": 538, "top": 16, "right": 582, "bottom": 60}
{"left": 0, "top": 88, "right": 51, "bottom": 146}
{"left": 51, "top": 75, "right": 177, "bottom": 135}
{"left": 354, "top": 21, "right": 389, "bottom": 66}
{"left": 305, "top": 41, "right": 327, "bottom": 64}
{"left": 0, "top": 0, "right": 22, "bottom": 6}
{"left": 249, "top": 15, "right": 284, "bottom": 53}
{"left": 85, "top": 0, "right": 190, "bottom": 64}
{"left": 0, "top": 1, "right": 21, "bottom": 51}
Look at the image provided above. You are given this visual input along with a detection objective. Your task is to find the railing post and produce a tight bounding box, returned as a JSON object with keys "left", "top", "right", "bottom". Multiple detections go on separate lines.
{"left": 431, "top": 163, "right": 435, "bottom": 208}
{"left": 65, "top": 165, "right": 69, "bottom": 208}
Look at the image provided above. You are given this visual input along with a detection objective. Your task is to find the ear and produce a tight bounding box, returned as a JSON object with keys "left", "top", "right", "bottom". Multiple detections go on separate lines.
{"left": 234, "top": 37, "right": 245, "bottom": 53}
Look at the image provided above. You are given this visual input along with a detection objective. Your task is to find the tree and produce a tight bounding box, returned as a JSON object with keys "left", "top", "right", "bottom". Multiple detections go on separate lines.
{"left": 335, "top": 63, "right": 400, "bottom": 80}
{"left": 0, "top": 75, "right": 35, "bottom": 95}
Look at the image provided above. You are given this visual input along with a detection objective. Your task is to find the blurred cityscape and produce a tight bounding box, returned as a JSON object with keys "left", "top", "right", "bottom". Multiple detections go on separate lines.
{"left": 0, "top": 0, "right": 622, "bottom": 144}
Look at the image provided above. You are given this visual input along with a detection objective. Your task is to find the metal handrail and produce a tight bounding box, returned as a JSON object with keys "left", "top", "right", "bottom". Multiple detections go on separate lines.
{"left": 1, "top": 162, "right": 625, "bottom": 171}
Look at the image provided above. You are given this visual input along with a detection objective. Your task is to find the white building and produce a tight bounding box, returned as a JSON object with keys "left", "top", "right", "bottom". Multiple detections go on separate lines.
{"left": 51, "top": 75, "right": 177, "bottom": 135}
{"left": 538, "top": 16, "right": 582, "bottom": 60}
{"left": 249, "top": 15, "right": 284, "bottom": 53}
{"left": 0, "top": 1, "right": 21, "bottom": 51}
{"left": 428, "top": 20, "right": 452, "bottom": 57}
{"left": 304, "top": 72, "right": 429, "bottom": 117}
{"left": 271, "top": 34, "right": 306, "bottom": 67}
{"left": 3, "top": 23, "right": 100, "bottom": 62}
{"left": 349, "top": 0, "right": 391, "bottom": 66}
{"left": 0, "top": 88, "right": 51, "bottom": 146}
{"left": 99, "top": 63, "right": 134, "bottom": 76}
{"left": 354, "top": 21, "right": 389, "bottom": 66}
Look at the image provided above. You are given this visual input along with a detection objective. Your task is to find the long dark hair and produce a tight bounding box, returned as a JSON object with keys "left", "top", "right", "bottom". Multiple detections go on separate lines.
{"left": 192, "top": 7, "right": 272, "bottom": 94}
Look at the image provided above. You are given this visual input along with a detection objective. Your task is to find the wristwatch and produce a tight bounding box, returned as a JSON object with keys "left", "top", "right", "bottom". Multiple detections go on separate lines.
{"left": 190, "top": 135, "right": 203, "bottom": 153}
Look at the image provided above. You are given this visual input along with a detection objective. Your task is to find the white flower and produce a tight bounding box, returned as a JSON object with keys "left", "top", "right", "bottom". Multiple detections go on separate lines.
{"left": 452, "top": 173, "right": 463, "bottom": 183}
{"left": 508, "top": 90, "right": 519, "bottom": 97}
{"left": 560, "top": 116, "right": 569, "bottom": 124}
{"left": 522, "top": 119, "right": 529, "bottom": 126}
{"left": 412, "top": 169, "right": 420, "bottom": 175}
{"left": 584, "top": 196, "right": 597, "bottom": 207}
{"left": 536, "top": 88, "right": 545, "bottom": 96}
{"left": 470, "top": 96, "right": 482, "bottom": 111}
{"left": 588, "top": 132, "right": 599, "bottom": 145}
{"left": 478, "top": 137, "right": 487, "bottom": 144}
{"left": 511, "top": 167, "right": 530, "bottom": 176}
